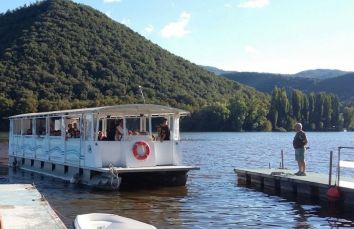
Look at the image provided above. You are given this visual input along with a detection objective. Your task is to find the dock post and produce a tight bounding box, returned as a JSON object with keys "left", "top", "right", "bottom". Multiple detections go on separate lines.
{"left": 329, "top": 150, "right": 333, "bottom": 186}
{"left": 338, "top": 147, "right": 341, "bottom": 185}
{"left": 281, "top": 149, "right": 284, "bottom": 169}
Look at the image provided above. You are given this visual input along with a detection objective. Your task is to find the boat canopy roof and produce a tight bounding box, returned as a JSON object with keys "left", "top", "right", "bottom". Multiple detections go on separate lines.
{"left": 9, "top": 104, "right": 190, "bottom": 119}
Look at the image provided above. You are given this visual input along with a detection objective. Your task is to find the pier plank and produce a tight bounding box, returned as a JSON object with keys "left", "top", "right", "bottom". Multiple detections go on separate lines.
{"left": 234, "top": 168, "right": 354, "bottom": 206}
{"left": 0, "top": 184, "right": 66, "bottom": 229}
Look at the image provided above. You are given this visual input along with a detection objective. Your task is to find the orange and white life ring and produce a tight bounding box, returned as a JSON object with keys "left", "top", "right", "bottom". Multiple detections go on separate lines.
{"left": 132, "top": 141, "right": 151, "bottom": 160}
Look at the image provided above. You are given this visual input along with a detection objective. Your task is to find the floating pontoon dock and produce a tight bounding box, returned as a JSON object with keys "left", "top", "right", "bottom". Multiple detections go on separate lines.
{"left": 0, "top": 184, "right": 66, "bottom": 228}
{"left": 234, "top": 168, "right": 354, "bottom": 205}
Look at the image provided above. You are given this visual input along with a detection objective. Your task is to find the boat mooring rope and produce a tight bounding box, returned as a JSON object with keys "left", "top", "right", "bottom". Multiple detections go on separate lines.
{"left": 108, "top": 163, "right": 120, "bottom": 189}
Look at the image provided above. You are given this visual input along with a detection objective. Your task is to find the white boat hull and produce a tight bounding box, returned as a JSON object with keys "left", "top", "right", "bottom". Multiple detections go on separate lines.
{"left": 74, "top": 213, "right": 156, "bottom": 229}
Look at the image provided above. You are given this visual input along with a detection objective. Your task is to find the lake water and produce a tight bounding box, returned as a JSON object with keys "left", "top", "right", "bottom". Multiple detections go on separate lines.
{"left": 1, "top": 132, "right": 354, "bottom": 228}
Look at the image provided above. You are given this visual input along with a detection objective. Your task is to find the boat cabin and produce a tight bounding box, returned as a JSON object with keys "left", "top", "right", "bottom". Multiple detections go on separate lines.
{"left": 9, "top": 104, "right": 189, "bottom": 169}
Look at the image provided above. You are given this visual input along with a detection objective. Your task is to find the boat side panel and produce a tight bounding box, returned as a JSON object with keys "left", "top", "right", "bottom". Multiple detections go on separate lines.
{"left": 84, "top": 141, "right": 103, "bottom": 168}
{"left": 155, "top": 141, "right": 174, "bottom": 165}
{"left": 95, "top": 142, "right": 124, "bottom": 167}
{"left": 48, "top": 137, "right": 64, "bottom": 163}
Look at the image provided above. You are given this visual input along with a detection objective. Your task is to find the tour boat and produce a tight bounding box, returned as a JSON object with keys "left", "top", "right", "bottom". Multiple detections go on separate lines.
{"left": 74, "top": 213, "right": 157, "bottom": 229}
{"left": 8, "top": 104, "right": 198, "bottom": 190}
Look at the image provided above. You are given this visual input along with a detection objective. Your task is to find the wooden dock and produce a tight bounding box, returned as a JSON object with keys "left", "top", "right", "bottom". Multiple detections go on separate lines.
{"left": 0, "top": 184, "right": 66, "bottom": 228}
{"left": 234, "top": 168, "right": 354, "bottom": 205}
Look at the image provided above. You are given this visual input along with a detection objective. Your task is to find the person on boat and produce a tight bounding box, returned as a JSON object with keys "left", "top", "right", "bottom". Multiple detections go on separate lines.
{"left": 73, "top": 123, "right": 80, "bottom": 138}
{"left": 153, "top": 126, "right": 162, "bottom": 141}
{"left": 97, "top": 131, "right": 107, "bottom": 141}
{"left": 115, "top": 120, "right": 124, "bottom": 141}
{"left": 160, "top": 118, "right": 170, "bottom": 141}
{"left": 293, "top": 123, "right": 308, "bottom": 176}
{"left": 67, "top": 123, "right": 75, "bottom": 138}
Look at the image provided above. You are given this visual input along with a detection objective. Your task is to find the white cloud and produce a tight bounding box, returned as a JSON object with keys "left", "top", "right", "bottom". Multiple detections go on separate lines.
{"left": 244, "top": 45, "right": 259, "bottom": 54}
{"left": 144, "top": 24, "right": 154, "bottom": 34}
{"left": 105, "top": 11, "right": 112, "bottom": 18}
{"left": 103, "top": 0, "right": 121, "bottom": 3}
{"left": 238, "top": 0, "right": 269, "bottom": 8}
{"left": 120, "top": 18, "right": 131, "bottom": 26}
{"left": 161, "top": 11, "right": 191, "bottom": 38}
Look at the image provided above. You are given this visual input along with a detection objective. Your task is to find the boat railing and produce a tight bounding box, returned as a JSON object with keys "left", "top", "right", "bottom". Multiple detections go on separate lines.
{"left": 329, "top": 146, "right": 354, "bottom": 187}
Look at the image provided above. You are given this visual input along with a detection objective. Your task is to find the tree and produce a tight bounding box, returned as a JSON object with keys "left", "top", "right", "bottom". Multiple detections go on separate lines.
{"left": 228, "top": 94, "right": 248, "bottom": 131}
{"left": 13, "top": 90, "right": 38, "bottom": 114}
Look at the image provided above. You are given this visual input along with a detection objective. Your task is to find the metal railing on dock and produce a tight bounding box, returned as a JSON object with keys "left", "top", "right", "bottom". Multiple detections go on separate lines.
{"left": 235, "top": 146, "right": 354, "bottom": 207}
{"left": 330, "top": 146, "right": 354, "bottom": 188}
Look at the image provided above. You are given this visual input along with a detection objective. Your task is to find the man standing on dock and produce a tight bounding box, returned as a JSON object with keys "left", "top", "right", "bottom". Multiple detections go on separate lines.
{"left": 293, "top": 123, "right": 308, "bottom": 176}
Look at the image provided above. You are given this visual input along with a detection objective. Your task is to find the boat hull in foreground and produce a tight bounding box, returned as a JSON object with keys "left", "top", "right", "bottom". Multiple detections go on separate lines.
{"left": 74, "top": 213, "right": 157, "bottom": 229}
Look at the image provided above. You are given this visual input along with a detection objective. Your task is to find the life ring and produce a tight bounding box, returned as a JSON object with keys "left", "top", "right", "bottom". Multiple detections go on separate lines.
{"left": 132, "top": 141, "right": 151, "bottom": 160}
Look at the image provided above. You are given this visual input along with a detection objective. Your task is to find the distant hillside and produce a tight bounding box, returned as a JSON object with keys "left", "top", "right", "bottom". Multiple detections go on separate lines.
{"left": 0, "top": 0, "right": 263, "bottom": 121}
{"left": 293, "top": 69, "right": 350, "bottom": 79}
{"left": 316, "top": 73, "right": 354, "bottom": 101}
{"left": 222, "top": 72, "right": 317, "bottom": 93}
{"left": 223, "top": 71, "right": 354, "bottom": 101}
{"left": 201, "top": 66, "right": 232, "bottom": 75}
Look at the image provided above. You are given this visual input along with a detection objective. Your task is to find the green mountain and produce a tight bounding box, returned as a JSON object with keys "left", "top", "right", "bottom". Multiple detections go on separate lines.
{"left": 293, "top": 69, "right": 349, "bottom": 79}
{"left": 200, "top": 65, "right": 233, "bottom": 75}
{"left": 0, "top": 0, "right": 263, "bottom": 125}
{"left": 223, "top": 71, "right": 354, "bottom": 102}
{"left": 222, "top": 72, "right": 317, "bottom": 93}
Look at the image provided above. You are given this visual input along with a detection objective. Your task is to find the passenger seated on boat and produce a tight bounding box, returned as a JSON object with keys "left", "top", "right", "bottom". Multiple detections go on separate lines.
{"left": 26, "top": 129, "right": 32, "bottom": 135}
{"left": 37, "top": 127, "right": 45, "bottom": 136}
{"left": 160, "top": 118, "right": 170, "bottom": 141}
{"left": 51, "top": 130, "right": 61, "bottom": 136}
{"left": 153, "top": 126, "right": 162, "bottom": 141}
{"left": 115, "top": 120, "right": 124, "bottom": 141}
{"left": 97, "top": 131, "right": 107, "bottom": 141}
{"left": 66, "top": 123, "right": 75, "bottom": 138}
{"left": 73, "top": 123, "right": 80, "bottom": 138}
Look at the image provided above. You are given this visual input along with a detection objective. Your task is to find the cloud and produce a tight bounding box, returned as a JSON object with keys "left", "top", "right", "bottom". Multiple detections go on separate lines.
{"left": 144, "top": 24, "right": 154, "bottom": 34}
{"left": 105, "top": 11, "right": 112, "bottom": 18}
{"left": 120, "top": 18, "right": 131, "bottom": 26}
{"left": 103, "top": 0, "right": 121, "bottom": 3}
{"left": 161, "top": 11, "right": 191, "bottom": 38}
{"left": 238, "top": 0, "right": 269, "bottom": 8}
{"left": 244, "top": 45, "right": 259, "bottom": 54}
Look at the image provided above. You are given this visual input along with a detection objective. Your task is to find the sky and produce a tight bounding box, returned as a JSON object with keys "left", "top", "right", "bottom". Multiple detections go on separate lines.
{"left": 2, "top": 0, "right": 354, "bottom": 74}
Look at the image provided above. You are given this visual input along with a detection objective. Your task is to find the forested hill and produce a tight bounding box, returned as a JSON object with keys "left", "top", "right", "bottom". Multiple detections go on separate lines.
{"left": 0, "top": 0, "right": 261, "bottom": 125}
{"left": 222, "top": 72, "right": 317, "bottom": 93}
{"left": 223, "top": 72, "right": 354, "bottom": 102}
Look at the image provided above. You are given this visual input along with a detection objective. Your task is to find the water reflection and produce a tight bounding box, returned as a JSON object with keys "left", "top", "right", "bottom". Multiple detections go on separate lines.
{"left": 3, "top": 167, "right": 188, "bottom": 228}
{"left": 2, "top": 132, "right": 354, "bottom": 228}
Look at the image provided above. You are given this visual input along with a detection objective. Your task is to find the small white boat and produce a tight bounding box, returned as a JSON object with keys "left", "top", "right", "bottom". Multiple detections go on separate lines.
{"left": 74, "top": 213, "right": 157, "bottom": 229}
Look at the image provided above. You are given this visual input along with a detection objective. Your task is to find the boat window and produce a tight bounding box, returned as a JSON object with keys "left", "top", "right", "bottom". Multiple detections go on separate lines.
{"left": 49, "top": 117, "right": 62, "bottom": 136}
{"left": 65, "top": 117, "right": 80, "bottom": 138}
{"left": 151, "top": 116, "right": 172, "bottom": 141}
{"left": 35, "top": 118, "right": 46, "bottom": 136}
{"left": 13, "top": 119, "right": 21, "bottom": 135}
{"left": 105, "top": 118, "right": 122, "bottom": 141}
{"left": 22, "top": 118, "right": 33, "bottom": 135}
{"left": 126, "top": 117, "right": 140, "bottom": 135}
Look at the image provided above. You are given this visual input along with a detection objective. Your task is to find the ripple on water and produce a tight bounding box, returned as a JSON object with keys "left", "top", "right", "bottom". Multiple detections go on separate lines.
{"left": 1, "top": 133, "right": 354, "bottom": 228}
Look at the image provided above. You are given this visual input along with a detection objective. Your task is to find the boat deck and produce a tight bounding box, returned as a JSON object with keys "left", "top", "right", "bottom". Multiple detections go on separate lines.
{"left": 97, "top": 165, "right": 200, "bottom": 173}
{"left": 0, "top": 184, "right": 66, "bottom": 228}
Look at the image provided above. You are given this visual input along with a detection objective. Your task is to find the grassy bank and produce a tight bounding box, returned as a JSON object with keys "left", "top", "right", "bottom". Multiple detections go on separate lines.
{"left": 0, "top": 132, "right": 8, "bottom": 142}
